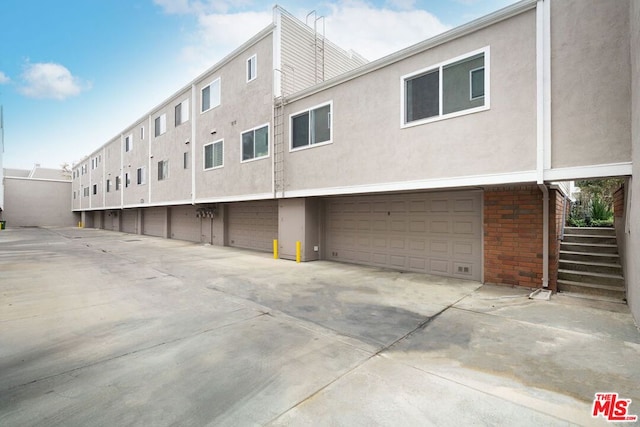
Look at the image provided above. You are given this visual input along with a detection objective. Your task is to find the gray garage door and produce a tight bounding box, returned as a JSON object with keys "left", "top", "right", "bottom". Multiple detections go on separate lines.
{"left": 142, "top": 207, "right": 165, "bottom": 237}
{"left": 325, "top": 191, "right": 482, "bottom": 280}
{"left": 121, "top": 209, "right": 138, "bottom": 234}
{"left": 170, "top": 205, "right": 201, "bottom": 242}
{"left": 105, "top": 211, "right": 119, "bottom": 231}
{"left": 228, "top": 200, "right": 278, "bottom": 252}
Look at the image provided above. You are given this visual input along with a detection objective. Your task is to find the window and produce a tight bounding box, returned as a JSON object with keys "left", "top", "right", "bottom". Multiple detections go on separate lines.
{"left": 140, "top": 126, "right": 145, "bottom": 140}
{"left": 83, "top": 187, "right": 90, "bottom": 197}
{"left": 125, "top": 134, "right": 133, "bottom": 152}
{"left": 247, "top": 55, "right": 257, "bottom": 82}
{"left": 137, "top": 167, "right": 146, "bottom": 185}
{"left": 154, "top": 114, "right": 167, "bottom": 137}
{"left": 204, "top": 140, "right": 224, "bottom": 170}
{"left": 175, "top": 99, "right": 189, "bottom": 126}
{"left": 201, "top": 78, "right": 221, "bottom": 113}
{"left": 106, "top": 179, "right": 111, "bottom": 193}
{"left": 403, "top": 48, "right": 488, "bottom": 126}
{"left": 158, "top": 160, "right": 169, "bottom": 181}
{"left": 92, "top": 184, "right": 97, "bottom": 195}
{"left": 73, "top": 191, "right": 76, "bottom": 200}
{"left": 241, "top": 124, "right": 269, "bottom": 161}
{"left": 183, "top": 152, "right": 190, "bottom": 169}
{"left": 125, "top": 173, "right": 130, "bottom": 188}
{"left": 116, "top": 176, "right": 121, "bottom": 191}
{"left": 291, "top": 102, "right": 332, "bottom": 150}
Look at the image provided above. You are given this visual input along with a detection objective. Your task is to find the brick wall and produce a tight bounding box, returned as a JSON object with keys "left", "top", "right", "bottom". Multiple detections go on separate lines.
{"left": 614, "top": 184, "right": 625, "bottom": 218}
{"left": 484, "top": 185, "right": 560, "bottom": 290}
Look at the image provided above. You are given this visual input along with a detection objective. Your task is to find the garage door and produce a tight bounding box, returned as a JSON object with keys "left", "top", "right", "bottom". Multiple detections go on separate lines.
{"left": 121, "top": 209, "right": 138, "bottom": 234}
{"left": 105, "top": 211, "right": 119, "bottom": 231}
{"left": 142, "top": 207, "right": 166, "bottom": 237}
{"left": 228, "top": 200, "right": 278, "bottom": 252}
{"left": 325, "top": 191, "right": 482, "bottom": 280}
{"left": 170, "top": 205, "right": 201, "bottom": 242}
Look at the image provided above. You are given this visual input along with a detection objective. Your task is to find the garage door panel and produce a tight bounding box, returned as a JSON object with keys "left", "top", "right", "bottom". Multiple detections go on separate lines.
{"left": 171, "top": 206, "right": 201, "bottom": 242}
{"left": 228, "top": 200, "right": 277, "bottom": 252}
{"left": 326, "top": 191, "right": 481, "bottom": 280}
{"left": 122, "top": 210, "right": 137, "bottom": 234}
{"left": 143, "top": 207, "right": 165, "bottom": 237}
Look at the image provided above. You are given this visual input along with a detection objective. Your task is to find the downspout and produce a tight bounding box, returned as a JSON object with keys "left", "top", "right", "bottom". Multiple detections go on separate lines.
{"left": 536, "top": 0, "right": 551, "bottom": 288}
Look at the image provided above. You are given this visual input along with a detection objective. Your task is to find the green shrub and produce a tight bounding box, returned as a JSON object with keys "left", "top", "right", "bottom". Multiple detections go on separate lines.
{"left": 568, "top": 217, "right": 587, "bottom": 227}
{"left": 590, "top": 197, "right": 612, "bottom": 221}
{"left": 590, "top": 218, "right": 614, "bottom": 227}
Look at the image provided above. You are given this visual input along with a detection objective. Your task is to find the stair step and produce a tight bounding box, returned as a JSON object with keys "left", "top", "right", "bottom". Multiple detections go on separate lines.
{"left": 559, "top": 259, "right": 622, "bottom": 275}
{"left": 558, "top": 269, "right": 625, "bottom": 286}
{"left": 560, "top": 242, "right": 619, "bottom": 254}
{"left": 562, "top": 234, "right": 617, "bottom": 244}
{"left": 557, "top": 279, "right": 626, "bottom": 300}
{"left": 559, "top": 250, "right": 620, "bottom": 264}
{"left": 564, "top": 227, "right": 616, "bottom": 236}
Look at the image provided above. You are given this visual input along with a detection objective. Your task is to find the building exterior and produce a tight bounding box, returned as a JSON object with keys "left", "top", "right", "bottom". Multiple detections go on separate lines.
{"left": 3, "top": 165, "right": 76, "bottom": 227}
{"left": 72, "top": 2, "right": 640, "bottom": 322}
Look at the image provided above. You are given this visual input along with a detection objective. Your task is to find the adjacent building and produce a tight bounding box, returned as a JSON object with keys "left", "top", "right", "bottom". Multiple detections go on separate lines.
{"left": 71, "top": 1, "right": 640, "bottom": 322}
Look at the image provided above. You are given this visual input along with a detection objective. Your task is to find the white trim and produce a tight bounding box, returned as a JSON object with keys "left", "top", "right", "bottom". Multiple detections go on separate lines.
{"left": 200, "top": 77, "right": 221, "bottom": 114}
{"left": 195, "top": 192, "right": 274, "bottom": 205}
{"left": 3, "top": 176, "right": 72, "bottom": 184}
{"left": 191, "top": 84, "right": 197, "bottom": 204}
{"left": 280, "top": 170, "right": 538, "bottom": 199}
{"left": 272, "top": 7, "right": 282, "bottom": 97}
{"left": 247, "top": 54, "right": 257, "bottom": 83}
{"left": 203, "top": 139, "right": 225, "bottom": 170}
{"left": 289, "top": 100, "right": 333, "bottom": 152}
{"left": 400, "top": 46, "right": 490, "bottom": 129}
{"left": 536, "top": 1, "right": 544, "bottom": 185}
{"left": 120, "top": 134, "right": 124, "bottom": 209}
{"left": 240, "top": 122, "right": 270, "bottom": 162}
{"left": 543, "top": 0, "right": 551, "bottom": 171}
{"left": 543, "top": 163, "right": 633, "bottom": 181}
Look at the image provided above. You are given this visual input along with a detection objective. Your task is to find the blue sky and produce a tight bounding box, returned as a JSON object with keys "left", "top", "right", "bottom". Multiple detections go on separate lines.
{"left": 0, "top": 0, "right": 517, "bottom": 170}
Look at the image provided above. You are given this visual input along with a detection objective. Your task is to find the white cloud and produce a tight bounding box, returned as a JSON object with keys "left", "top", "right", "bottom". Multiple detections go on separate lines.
{"left": 324, "top": 2, "right": 451, "bottom": 60}
{"left": 19, "top": 62, "right": 89, "bottom": 100}
{"left": 0, "top": 71, "right": 10, "bottom": 84}
{"left": 153, "top": 0, "right": 251, "bottom": 15}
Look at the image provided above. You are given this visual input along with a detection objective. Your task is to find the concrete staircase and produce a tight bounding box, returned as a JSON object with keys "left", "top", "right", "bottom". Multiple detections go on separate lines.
{"left": 558, "top": 227, "right": 626, "bottom": 301}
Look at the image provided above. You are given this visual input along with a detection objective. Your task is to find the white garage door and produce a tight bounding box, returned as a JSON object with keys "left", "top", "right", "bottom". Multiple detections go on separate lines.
{"left": 325, "top": 191, "right": 482, "bottom": 280}
{"left": 228, "top": 200, "right": 278, "bottom": 252}
{"left": 143, "top": 207, "right": 165, "bottom": 237}
{"left": 170, "top": 205, "right": 201, "bottom": 242}
{"left": 121, "top": 209, "right": 138, "bottom": 234}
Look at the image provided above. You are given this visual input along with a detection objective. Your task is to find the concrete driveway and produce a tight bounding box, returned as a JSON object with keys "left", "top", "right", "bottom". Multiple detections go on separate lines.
{"left": 1, "top": 227, "right": 638, "bottom": 426}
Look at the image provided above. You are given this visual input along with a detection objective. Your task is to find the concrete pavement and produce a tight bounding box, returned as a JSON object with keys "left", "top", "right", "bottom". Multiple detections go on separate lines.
{"left": 0, "top": 227, "right": 638, "bottom": 426}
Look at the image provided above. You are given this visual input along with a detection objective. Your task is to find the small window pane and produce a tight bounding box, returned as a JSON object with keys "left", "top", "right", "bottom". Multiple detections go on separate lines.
{"left": 213, "top": 141, "right": 223, "bottom": 167}
{"left": 471, "top": 68, "right": 485, "bottom": 99}
{"left": 242, "top": 132, "right": 254, "bottom": 161}
{"left": 443, "top": 53, "right": 484, "bottom": 114}
{"left": 204, "top": 144, "right": 213, "bottom": 169}
{"left": 254, "top": 126, "right": 268, "bottom": 158}
{"left": 183, "top": 152, "right": 189, "bottom": 169}
{"left": 292, "top": 113, "right": 309, "bottom": 148}
{"left": 155, "top": 117, "right": 161, "bottom": 136}
{"left": 202, "top": 86, "right": 210, "bottom": 112}
{"left": 405, "top": 69, "right": 439, "bottom": 122}
{"left": 311, "top": 105, "right": 330, "bottom": 144}
{"left": 175, "top": 104, "right": 182, "bottom": 126}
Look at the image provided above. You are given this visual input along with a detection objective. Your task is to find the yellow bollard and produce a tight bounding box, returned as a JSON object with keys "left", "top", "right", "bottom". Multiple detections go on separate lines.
{"left": 296, "top": 241, "right": 301, "bottom": 263}
{"left": 273, "top": 239, "right": 278, "bottom": 259}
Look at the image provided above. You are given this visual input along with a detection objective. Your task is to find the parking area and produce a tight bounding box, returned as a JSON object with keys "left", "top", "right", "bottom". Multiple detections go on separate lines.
{"left": 1, "top": 227, "right": 639, "bottom": 426}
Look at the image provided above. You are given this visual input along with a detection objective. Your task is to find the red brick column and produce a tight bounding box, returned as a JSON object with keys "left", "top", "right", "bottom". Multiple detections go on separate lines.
{"left": 548, "top": 189, "right": 564, "bottom": 291}
{"left": 614, "top": 185, "right": 625, "bottom": 218}
{"left": 484, "top": 185, "right": 544, "bottom": 288}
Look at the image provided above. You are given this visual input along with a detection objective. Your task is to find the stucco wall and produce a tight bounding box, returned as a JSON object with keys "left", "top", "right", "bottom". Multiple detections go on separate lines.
{"left": 281, "top": 10, "right": 537, "bottom": 194}
{"left": 627, "top": 0, "right": 640, "bottom": 326}
{"left": 550, "top": 0, "right": 632, "bottom": 170}
{"left": 4, "top": 178, "right": 76, "bottom": 227}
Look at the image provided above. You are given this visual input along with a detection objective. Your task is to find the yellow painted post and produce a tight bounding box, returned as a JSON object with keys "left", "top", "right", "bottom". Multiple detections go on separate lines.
{"left": 296, "top": 241, "right": 301, "bottom": 263}
{"left": 273, "top": 239, "right": 278, "bottom": 259}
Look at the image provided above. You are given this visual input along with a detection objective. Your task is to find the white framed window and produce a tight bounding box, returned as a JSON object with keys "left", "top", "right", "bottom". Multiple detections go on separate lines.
{"left": 175, "top": 99, "right": 189, "bottom": 126}
{"left": 137, "top": 167, "right": 146, "bottom": 185}
{"left": 241, "top": 124, "right": 269, "bottom": 162}
{"left": 203, "top": 139, "right": 224, "bottom": 170}
{"left": 247, "top": 54, "right": 257, "bottom": 82}
{"left": 73, "top": 191, "right": 76, "bottom": 200}
{"left": 402, "top": 47, "right": 489, "bottom": 128}
{"left": 125, "top": 172, "right": 131, "bottom": 188}
{"left": 290, "top": 101, "right": 332, "bottom": 151}
{"left": 158, "top": 160, "right": 169, "bottom": 181}
{"left": 183, "top": 152, "right": 189, "bottom": 169}
{"left": 83, "top": 187, "right": 90, "bottom": 197}
{"left": 201, "top": 78, "right": 221, "bottom": 113}
{"left": 106, "top": 179, "right": 111, "bottom": 193}
{"left": 140, "top": 126, "right": 145, "bottom": 140}
{"left": 125, "top": 134, "right": 133, "bottom": 152}
{"left": 116, "top": 176, "right": 121, "bottom": 191}
{"left": 92, "top": 184, "right": 97, "bottom": 195}
{"left": 154, "top": 113, "right": 167, "bottom": 137}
